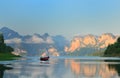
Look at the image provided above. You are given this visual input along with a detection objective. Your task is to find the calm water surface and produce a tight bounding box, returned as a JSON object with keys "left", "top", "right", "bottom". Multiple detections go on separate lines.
{"left": 1, "top": 56, "right": 120, "bottom": 78}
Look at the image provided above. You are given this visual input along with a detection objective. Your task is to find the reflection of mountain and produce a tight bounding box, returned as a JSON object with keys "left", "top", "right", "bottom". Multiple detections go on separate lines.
{"left": 0, "top": 27, "right": 69, "bottom": 56}
{"left": 65, "top": 59, "right": 119, "bottom": 78}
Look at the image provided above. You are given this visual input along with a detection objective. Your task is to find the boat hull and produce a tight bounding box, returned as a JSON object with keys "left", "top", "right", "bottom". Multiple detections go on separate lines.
{"left": 40, "top": 56, "right": 49, "bottom": 61}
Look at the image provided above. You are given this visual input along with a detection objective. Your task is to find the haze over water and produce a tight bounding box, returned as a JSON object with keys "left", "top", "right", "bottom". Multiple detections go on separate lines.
{"left": 1, "top": 56, "right": 120, "bottom": 78}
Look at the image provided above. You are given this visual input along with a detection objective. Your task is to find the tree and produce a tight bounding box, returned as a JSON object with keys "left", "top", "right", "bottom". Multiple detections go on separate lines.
{"left": 117, "top": 37, "right": 120, "bottom": 43}
{"left": 0, "top": 33, "right": 4, "bottom": 44}
{"left": 104, "top": 37, "right": 120, "bottom": 57}
{"left": 0, "top": 33, "right": 14, "bottom": 53}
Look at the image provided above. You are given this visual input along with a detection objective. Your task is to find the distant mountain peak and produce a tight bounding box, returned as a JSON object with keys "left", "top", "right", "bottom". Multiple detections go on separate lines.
{"left": 0, "top": 27, "right": 21, "bottom": 39}
{"left": 43, "top": 33, "right": 49, "bottom": 37}
{"left": 1, "top": 27, "right": 14, "bottom": 32}
{"left": 33, "top": 33, "right": 42, "bottom": 37}
{"left": 0, "top": 27, "right": 12, "bottom": 31}
{"left": 102, "top": 33, "right": 113, "bottom": 35}
{"left": 1, "top": 27, "right": 9, "bottom": 29}
{"left": 42, "top": 33, "right": 50, "bottom": 40}
{"left": 100, "top": 33, "right": 116, "bottom": 39}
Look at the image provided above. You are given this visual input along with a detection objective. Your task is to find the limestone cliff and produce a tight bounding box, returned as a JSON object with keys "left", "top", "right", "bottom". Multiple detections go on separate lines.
{"left": 65, "top": 33, "right": 118, "bottom": 52}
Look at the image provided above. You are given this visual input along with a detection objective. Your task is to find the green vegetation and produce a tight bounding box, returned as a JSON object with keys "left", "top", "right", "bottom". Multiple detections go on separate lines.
{"left": 0, "top": 52, "right": 20, "bottom": 61}
{"left": 0, "top": 33, "right": 19, "bottom": 61}
{"left": 0, "top": 33, "right": 14, "bottom": 53}
{"left": 66, "top": 47, "right": 98, "bottom": 56}
{"left": 104, "top": 37, "right": 120, "bottom": 57}
{"left": 87, "top": 50, "right": 105, "bottom": 56}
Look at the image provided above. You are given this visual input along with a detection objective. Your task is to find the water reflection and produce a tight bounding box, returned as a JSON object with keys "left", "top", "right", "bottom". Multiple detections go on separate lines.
{"left": 65, "top": 59, "right": 120, "bottom": 78}
{"left": 3, "top": 59, "right": 67, "bottom": 78}
{"left": 105, "top": 60, "right": 120, "bottom": 77}
{"left": 2, "top": 57, "right": 120, "bottom": 78}
{"left": 0, "top": 64, "right": 13, "bottom": 78}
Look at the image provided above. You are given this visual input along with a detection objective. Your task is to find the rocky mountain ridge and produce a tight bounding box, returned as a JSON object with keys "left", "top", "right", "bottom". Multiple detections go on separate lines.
{"left": 0, "top": 27, "right": 69, "bottom": 56}
{"left": 0, "top": 27, "right": 119, "bottom": 56}
{"left": 65, "top": 33, "right": 119, "bottom": 52}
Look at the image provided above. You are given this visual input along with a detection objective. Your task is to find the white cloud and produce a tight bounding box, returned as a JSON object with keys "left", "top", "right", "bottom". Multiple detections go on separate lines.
{"left": 25, "top": 35, "right": 44, "bottom": 44}
{"left": 5, "top": 38, "right": 22, "bottom": 44}
{"left": 32, "top": 35, "right": 44, "bottom": 43}
{"left": 48, "top": 47, "right": 59, "bottom": 56}
{"left": 25, "top": 35, "right": 54, "bottom": 44}
{"left": 5, "top": 35, "right": 54, "bottom": 44}
{"left": 46, "top": 37, "right": 54, "bottom": 44}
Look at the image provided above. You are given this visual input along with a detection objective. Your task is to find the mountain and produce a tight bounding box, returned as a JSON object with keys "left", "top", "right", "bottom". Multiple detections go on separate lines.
{"left": 0, "top": 27, "right": 69, "bottom": 56}
{"left": 0, "top": 27, "right": 22, "bottom": 39}
{"left": 65, "top": 33, "right": 119, "bottom": 55}
{"left": 52, "top": 35, "right": 69, "bottom": 51}
{"left": 0, "top": 27, "right": 119, "bottom": 56}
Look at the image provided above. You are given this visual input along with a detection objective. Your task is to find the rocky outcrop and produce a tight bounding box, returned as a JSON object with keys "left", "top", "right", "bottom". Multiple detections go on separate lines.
{"left": 65, "top": 33, "right": 118, "bottom": 52}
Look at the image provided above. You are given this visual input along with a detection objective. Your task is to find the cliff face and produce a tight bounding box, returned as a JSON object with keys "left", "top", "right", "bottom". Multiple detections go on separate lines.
{"left": 65, "top": 33, "right": 118, "bottom": 52}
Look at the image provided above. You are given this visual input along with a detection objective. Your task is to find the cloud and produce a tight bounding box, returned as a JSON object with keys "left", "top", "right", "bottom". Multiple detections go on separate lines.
{"left": 5, "top": 35, "right": 54, "bottom": 44}
{"left": 48, "top": 47, "right": 59, "bottom": 56}
{"left": 46, "top": 37, "right": 54, "bottom": 44}
{"left": 25, "top": 35, "right": 44, "bottom": 44}
{"left": 25, "top": 35, "right": 54, "bottom": 44}
{"left": 5, "top": 38, "right": 22, "bottom": 44}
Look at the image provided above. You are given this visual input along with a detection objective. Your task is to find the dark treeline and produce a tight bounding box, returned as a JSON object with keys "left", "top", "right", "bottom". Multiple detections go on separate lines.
{"left": 0, "top": 33, "right": 14, "bottom": 53}
{"left": 104, "top": 37, "right": 120, "bottom": 57}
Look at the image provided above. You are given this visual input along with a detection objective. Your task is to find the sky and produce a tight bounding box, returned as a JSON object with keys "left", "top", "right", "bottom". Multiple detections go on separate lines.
{"left": 0, "top": 0, "right": 120, "bottom": 39}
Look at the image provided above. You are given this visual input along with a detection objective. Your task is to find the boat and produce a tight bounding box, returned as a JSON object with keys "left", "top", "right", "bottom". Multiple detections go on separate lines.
{"left": 40, "top": 56, "right": 49, "bottom": 61}
{"left": 40, "top": 49, "right": 49, "bottom": 61}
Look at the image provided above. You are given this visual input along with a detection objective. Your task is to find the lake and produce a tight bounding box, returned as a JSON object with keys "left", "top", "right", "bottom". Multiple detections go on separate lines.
{"left": 1, "top": 56, "right": 120, "bottom": 78}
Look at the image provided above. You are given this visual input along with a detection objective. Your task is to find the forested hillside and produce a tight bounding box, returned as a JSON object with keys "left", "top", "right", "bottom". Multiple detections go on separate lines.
{"left": 104, "top": 37, "right": 120, "bottom": 57}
